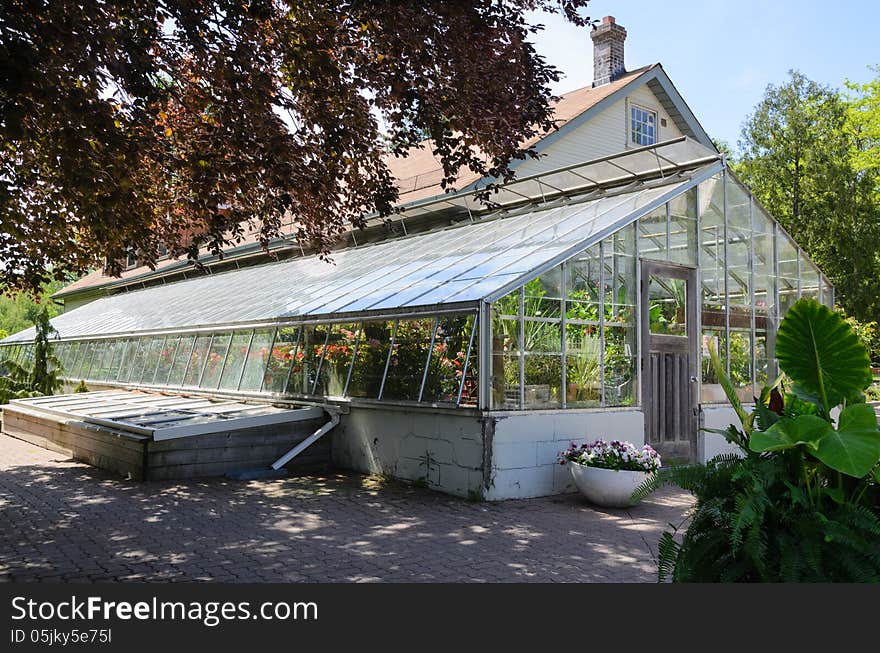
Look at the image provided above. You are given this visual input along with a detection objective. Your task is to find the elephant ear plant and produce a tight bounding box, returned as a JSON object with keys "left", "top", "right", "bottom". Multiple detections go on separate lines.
{"left": 635, "top": 299, "right": 880, "bottom": 582}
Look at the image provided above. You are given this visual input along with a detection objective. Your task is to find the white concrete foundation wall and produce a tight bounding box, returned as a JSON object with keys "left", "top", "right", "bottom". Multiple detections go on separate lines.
{"left": 331, "top": 407, "right": 486, "bottom": 499}
{"left": 485, "top": 409, "right": 645, "bottom": 500}
{"left": 698, "top": 404, "right": 748, "bottom": 462}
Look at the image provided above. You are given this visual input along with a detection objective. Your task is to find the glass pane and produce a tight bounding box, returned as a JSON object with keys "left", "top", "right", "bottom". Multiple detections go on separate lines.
{"left": 125, "top": 339, "right": 148, "bottom": 383}
{"left": 753, "top": 206, "right": 776, "bottom": 319}
{"left": 348, "top": 321, "right": 393, "bottom": 399}
{"left": 107, "top": 339, "right": 129, "bottom": 382}
{"left": 638, "top": 204, "right": 667, "bottom": 261}
{"left": 183, "top": 334, "right": 212, "bottom": 386}
{"left": 240, "top": 330, "right": 275, "bottom": 392}
{"left": 492, "top": 290, "right": 521, "bottom": 409}
{"left": 700, "top": 329, "right": 727, "bottom": 403}
{"left": 523, "top": 355, "right": 562, "bottom": 408}
{"left": 88, "top": 341, "right": 109, "bottom": 381}
{"left": 603, "top": 225, "right": 636, "bottom": 325}
{"left": 137, "top": 337, "right": 163, "bottom": 384}
{"left": 777, "top": 231, "right": 799, "bottom": 318}
{"left": 565, "top": 323, "right": 601, "bottom": 407}
{"left": 383, "top": 319, "right": 434, "bottom": 401}
{"left": 523, "top": 268, "right": 562, "bottom": 320}
{"left": 648, "top": 276, "right": 687, "bottom": 336}
{"left": 667, "top": 188, "right": 697, "bottom": 266}
{"left": 78, "top": 341, "right": 98, "bottom": 379}
{"left": 729, "top": 329, "right": 753, "bottom": 401}
{"left": 219, "top": 331, "right": 252, "bottom": 391}
{"left": 154, "top": 336, "right": 178, "bottom": 386}
{"left": 291, "top": 324, "right": 330, "bottom": 396}
{"left": 264, "top": 327, "right": 298, "bottom": 393}
{"left": 167, "top": 335, "right": 194, "bottom": 386}
{"left": 799, "top": 253, "right": 820, "bottom": 302}
{"left": 83, "top": 341, "right": 104, "bottom": 379}
{"left": 424, "top": 314, "right": 477, "bottom": 404}
{"left": 320, "top": 324, "right": 359, "bottom": 397}
{"left": 605, "top": 325, "right": 636, "bottom": 406}
{"left": 566, "top": 245, "right": 601, "bottom": 324}
{"left": 200, "top": 333, "right": 232, "bottom": 389}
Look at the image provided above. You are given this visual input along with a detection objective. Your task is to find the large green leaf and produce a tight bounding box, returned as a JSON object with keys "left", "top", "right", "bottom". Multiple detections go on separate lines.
{"left": 813, "top": 403, "right": 880, "bottom": 478}
{"left": 775, "top": 299, "right": 872, "bottom": 412}
{"left": 750, "top": 415, "right": 830, "bottom": 452}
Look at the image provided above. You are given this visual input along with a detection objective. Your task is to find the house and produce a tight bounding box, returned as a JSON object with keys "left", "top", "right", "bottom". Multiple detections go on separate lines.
{"left": 0, "top": 17, "right": 832, "bottom": 498}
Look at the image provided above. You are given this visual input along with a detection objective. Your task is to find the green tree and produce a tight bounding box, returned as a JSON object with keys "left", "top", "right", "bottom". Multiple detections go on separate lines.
{"left": 0, "top": 0, "right": 592, "bottom": 293}
{"left": 0, "top": 281, "right": 64, "bottom": 336}
{"left": 734, "top": 70, "right": 880, "bottom": 323}
{"left": 0, "top": 305, "right": 64, "bottom": 403}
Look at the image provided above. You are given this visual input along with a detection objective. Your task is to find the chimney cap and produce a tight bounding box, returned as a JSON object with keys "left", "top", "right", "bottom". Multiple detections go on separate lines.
{"left": 602, "top": 16, "right": 616, "bottom": 25}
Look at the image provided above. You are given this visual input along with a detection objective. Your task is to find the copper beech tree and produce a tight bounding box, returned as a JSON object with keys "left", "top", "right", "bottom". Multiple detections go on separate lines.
{"left": 0, "top": 0, "right": 592, "bottom": 292}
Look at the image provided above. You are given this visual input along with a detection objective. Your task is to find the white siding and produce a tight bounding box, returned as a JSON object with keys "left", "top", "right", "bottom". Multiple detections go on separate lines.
{"left": 513, "top": 83, "right": 684, "bottom": 178}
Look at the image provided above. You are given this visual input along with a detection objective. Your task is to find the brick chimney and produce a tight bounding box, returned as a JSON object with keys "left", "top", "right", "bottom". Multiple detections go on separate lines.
{"left": 591, "top": 16, "right": 627, "bottom": 86}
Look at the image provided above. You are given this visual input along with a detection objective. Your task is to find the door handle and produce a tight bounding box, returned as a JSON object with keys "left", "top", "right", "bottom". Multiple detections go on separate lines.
{"left": 690, "top": 375, "right": 698, "bottom": 383}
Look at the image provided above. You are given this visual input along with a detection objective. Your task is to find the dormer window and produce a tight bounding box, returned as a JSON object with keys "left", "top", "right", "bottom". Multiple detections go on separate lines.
{"left": 125, "top": 250, "right": 138, "bottom": 269}
{"left": 630, "top": 105, "right": 657, "bottom": 146}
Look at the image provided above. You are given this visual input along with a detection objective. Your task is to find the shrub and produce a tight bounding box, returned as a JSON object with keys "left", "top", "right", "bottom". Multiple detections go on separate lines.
{"left": 638, "top": 299, "right": 880, "bottom": 582}
{"left": 73, "top": 380, "right": 89, "bottom": 393}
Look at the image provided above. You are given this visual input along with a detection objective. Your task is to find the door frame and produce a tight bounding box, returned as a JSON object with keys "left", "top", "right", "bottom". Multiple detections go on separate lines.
{"left": 639, "top": 259, "right": 699, "bottom": 459}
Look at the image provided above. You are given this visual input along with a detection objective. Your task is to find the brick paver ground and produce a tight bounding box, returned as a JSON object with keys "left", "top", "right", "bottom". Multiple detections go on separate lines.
{"left": 0, "top": 434, "right": 693, "bottom": 583}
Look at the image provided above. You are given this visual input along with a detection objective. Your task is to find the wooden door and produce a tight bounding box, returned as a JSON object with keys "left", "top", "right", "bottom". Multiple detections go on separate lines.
{"left": 640, "top": 260, "right": 699, "bottom": 462}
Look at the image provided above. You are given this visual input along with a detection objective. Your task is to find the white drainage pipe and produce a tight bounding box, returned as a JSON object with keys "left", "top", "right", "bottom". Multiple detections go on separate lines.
{"left": 271, "top": 410, "right": 340, "bottom": 470}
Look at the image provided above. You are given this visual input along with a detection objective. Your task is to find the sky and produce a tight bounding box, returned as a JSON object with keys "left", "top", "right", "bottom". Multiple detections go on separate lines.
{"left": 529, "top": 0, "right": 880, "bottom": 149}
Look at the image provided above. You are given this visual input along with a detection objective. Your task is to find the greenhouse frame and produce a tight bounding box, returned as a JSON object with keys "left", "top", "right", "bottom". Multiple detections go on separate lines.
{"left": 0, "top": 138, "right": 833, "bottom": 498}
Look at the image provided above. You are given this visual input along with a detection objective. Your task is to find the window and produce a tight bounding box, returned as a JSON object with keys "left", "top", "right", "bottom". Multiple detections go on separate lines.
{"left": 630, "top": 105, "right": 657, "bottom": 146}
{"left": 125, "top": 250, "right": 138, "bottom": 269}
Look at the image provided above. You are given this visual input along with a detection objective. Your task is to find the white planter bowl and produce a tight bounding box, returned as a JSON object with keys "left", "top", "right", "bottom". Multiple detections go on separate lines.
{"left": 568, "top": 462, "right": 651, "bottom": 508}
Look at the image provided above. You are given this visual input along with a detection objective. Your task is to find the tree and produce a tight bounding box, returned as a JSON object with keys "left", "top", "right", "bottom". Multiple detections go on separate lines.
{"left": 0, "top": 305, "right": 64, "bottom": 403}
{"left": 0, "top": 280, "right": 64, "bottom": 335}
{"left": 0, "top": 0, "right": 592, "bottom": 293}
{"left": 734, "top": 70, "right": 880, "bottom": 323}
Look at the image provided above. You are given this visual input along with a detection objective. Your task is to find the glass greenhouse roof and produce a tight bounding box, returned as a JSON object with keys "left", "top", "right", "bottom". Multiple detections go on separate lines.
{"left": 4, "top": 168, "right": 711, "bottom": 343}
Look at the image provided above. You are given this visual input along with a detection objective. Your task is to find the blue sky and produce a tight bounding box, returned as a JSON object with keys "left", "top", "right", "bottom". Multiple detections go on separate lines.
{"left": 530, "top": 0, "right": 880, "bottom": 149}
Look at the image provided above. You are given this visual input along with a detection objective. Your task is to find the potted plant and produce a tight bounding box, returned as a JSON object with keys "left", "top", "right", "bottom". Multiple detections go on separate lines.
{"left": 560, "top": 439, "right": 661, "bottom": 508}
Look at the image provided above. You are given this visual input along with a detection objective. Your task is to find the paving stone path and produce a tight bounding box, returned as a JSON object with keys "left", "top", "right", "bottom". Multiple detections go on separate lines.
{"left": 0, "top": 433, "right": 693, "bottom": 583}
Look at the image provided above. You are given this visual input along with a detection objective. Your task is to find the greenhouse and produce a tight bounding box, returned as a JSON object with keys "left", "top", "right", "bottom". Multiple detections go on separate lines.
{"left": 0, "top": 138, "right": 833, "bottom": 498}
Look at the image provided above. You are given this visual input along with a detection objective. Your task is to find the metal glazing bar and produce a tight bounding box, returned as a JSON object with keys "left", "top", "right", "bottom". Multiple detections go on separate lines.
{"left": 212, "top": 334, "right": 235, "bottom": 389}
{"left": 378, "top": 320, "right": 398, "bottom": 400}
{"left": 457, "top": 314, "right": 478, "bottom": 406}
{"left": 722, "top": 169, "right": 730, "bottom": 376}
{"left": 196, "top": 334, "right": 215, "bottom": 387}
{"left": 599, "top": 240, "right": 606, "bottom": 407}
{"left": 281, "top": 327, "right": 302, "bottom": 395}
{"left": 796, "top": 249, "right": 802, "bottom": 299}
{"left": 123, "top": 340, "right": 141, "bottom": 384}
{"left": 83, "top": 341, "right": 98, "bottom": 380}
{"left": 634, "top": 223, "right": 642, "bottom": 406}
{"left": 136, "top": 338, "right": 153, "bottom": 383}
{"left": 479, "top": 302, "right": 492, "bottom": 410}
{"left": 418, "top": 318, "right": 439, "bottom": 402}
{"left": 342, "top": 324, "right": 362, "bottom": 397}
{"left": 150, "top": 336, "right": 167, "bottom": 385}
{"left": 164, "top": 336, "right": 182, "bottom": 386}
{"left": 235, "top": 330, "right": 256, "bottom": 391}
{"left": 665, "top": 202, "right": 671, "bottom": 257}
{"left": 258, "top": 328, "right": 278, "bottom": 393}
{"left": 560, "top": 261, "right": 567, "bottom": 409}
{"left": 749, "top": 197, "right": 757, "bottom": 392}
{"left": 518, "top": 287, "right": 525, "bottom": 410}
{"left": 179, "top": 336, "right": 198, "bottom": 387}
{"left": 310, "top": 327, "right": 332, "bottom": 396}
